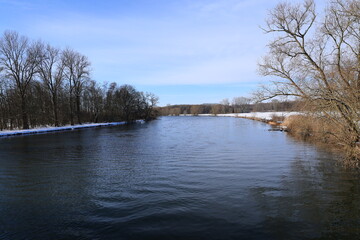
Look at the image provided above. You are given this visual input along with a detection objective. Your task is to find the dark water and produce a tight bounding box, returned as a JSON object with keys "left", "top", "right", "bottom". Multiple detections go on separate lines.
{"left": 0, "top": 116, "right": 359, "bottom": 240}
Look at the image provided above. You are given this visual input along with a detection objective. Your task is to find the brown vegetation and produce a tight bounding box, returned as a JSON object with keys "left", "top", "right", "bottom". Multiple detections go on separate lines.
{"left": 257, "top": 0, "right": 360, "bottom": 165}
{"left": 283, "top": 115, "right": 360, "bottom": 167}
{"left": 236, "top": 114, "right": 286, "bottom": 128}
{"left": 239, "top": 112, "right": 360, "bottom": 166}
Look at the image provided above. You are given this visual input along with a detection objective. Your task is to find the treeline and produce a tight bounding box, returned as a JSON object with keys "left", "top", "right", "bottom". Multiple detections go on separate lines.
{"left": 0, "top": 30, "right": 158, "bottom": 130}
{"left": 159, "top": 99, "right": 300, "bottom": 116}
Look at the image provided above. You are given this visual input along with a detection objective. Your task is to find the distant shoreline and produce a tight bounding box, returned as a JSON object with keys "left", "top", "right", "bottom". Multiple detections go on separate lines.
{"left": 179, "top": 112, "right": 301, "bottom": 131}
{"left": 179, "top": 112, "right": 300, "bottom": 121}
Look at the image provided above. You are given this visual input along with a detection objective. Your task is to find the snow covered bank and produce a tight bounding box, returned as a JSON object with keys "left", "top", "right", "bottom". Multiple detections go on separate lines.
{"left": 181, "top": 112, "right": 301, "bottom": 120}
{"left": 0, "top": 120, "right": 144, "bottom": 137}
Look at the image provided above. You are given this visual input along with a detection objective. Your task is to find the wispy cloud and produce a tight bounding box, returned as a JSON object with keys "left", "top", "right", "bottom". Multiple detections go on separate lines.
{"left": 29, "top": 1, "right": 269, "bottom": 85}
{"left": 0, "top": 0, "right": 286, "bottom": 103}
{"left": 112, "top": 56, "right": 259, "bottom": 85}
{"left": 189, "top": 0, "right": 267, "bottom": 15}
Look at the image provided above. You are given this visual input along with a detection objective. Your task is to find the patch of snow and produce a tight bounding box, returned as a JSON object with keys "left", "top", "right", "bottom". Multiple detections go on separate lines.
{"left": 0, "top": 121, "right": 145, "bottom": 137}
{"left": 180, "top": 112, "right": 301, "bottom": 120}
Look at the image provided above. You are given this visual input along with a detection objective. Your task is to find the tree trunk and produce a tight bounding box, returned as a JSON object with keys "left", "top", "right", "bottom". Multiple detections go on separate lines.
{"left": 76, "top": 94, "right": 81, "bottom": 124}
{"left": 94, "top": 112, "right": 98, "bottom": 123}
{"left": 21, "top": 96, "right": 29, "bottom": 129}
{"left": 52, "top": 94, "right": 59, "bottom": 127}
{"left": 69, "top": 94, "right": 74, "bottom": 126}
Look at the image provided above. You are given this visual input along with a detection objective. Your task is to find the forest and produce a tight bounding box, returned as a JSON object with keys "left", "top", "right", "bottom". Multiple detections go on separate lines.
{"left": 0, "top": 31, "right": 159, "bottom": 130}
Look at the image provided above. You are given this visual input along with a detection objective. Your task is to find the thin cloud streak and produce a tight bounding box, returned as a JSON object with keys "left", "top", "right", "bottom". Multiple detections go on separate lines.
{"left": 2, "top": 0, "right": 315, "bottom": 104}
{"left": 109, "top": 56, "right": 258, "bottom": 85}
{"left": 30, "top": 3, "right": 269, "bottom": 86}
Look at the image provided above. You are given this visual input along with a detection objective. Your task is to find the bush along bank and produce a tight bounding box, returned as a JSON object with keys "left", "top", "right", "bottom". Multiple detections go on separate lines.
{"left": 282, "top": 115, "right": 360, "bottom": 168}
{"left": 240, "top": 113, "right": 360, "bottom": 167}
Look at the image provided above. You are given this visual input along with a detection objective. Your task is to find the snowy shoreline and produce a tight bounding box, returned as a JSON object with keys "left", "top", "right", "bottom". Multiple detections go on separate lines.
{"left": 0, "top": 120, "right": 144, "bottom": 137}
{"left": 0, "top": 113, "right": 300, "bottom": 137}
{"left": 180, "top": 112, "right": 301, "bottom": 120}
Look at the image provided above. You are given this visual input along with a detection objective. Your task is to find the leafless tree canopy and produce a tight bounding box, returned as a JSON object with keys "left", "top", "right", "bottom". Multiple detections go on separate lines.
{"left": 0, "top": 31, "right": 43, "bottom": 129}
{"left": 258, "top": 0, "right": 360, "bottom": 150}
{"left": 0, "top": 31, "right": 158, "bottom": 130}
{"left": 62, "top": 48, "right": 91, "bottom": 125}
{"left": 38, "top": 43, "right": 64, "bottom": 126}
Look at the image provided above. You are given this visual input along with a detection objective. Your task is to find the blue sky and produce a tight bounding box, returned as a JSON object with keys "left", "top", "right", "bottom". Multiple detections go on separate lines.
{"left": 0, "top": 0, "right": 326, "bottom": 105}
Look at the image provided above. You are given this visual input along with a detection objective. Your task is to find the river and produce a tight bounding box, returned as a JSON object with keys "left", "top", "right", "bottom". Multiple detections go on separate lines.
{"left": 0, "top": 116, "right": 359, "bottom": 239}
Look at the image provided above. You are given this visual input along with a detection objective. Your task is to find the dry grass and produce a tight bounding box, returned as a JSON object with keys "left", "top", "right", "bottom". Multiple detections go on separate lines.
{"left": 283, "top": 115, "right": 360, "bottom": 167}
{"left": 283, "top": 115, "right": 335, "bottom": 142}
{"left": 237, "top": 115, "right": 286, "bottom": 127}
{"left": 270, "top": 114, "right": 286, "bottom": 123}
{"left": 240, "top": 113, "right": 360, "bottom": 167}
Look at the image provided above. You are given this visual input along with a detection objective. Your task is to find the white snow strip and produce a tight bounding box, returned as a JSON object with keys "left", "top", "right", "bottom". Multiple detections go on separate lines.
{"left": 0, "top": 120, "right": 145, "bottom": 137}
{"left": 180, "top": 112, "right": 301, "bottom": 120}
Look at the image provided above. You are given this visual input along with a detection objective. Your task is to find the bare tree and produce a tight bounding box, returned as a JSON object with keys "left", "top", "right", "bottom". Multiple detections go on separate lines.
{"left": 190, "top": 105, "right": 201, "bottom": 115}
{"left": 219, "top": 98, "right": 230, "bottom": 113}
{"left": 142, "top": 92, "right": 159, "bottom": 120}
{"left": 83, "top": 80, "right": 104, "bottom": 123}
{"left": 220, "top": 98, "right": 230, "bottom": 106}
{"left": 62, "top": 48, "right": 91, "bottom": 125}
{"left": 0, "top": 75, "right": 7, "bottom": 130}
{"left": 115, "top": 84, "right": 140, "bottom": 122}
{"left": 211, "top": 104, "right": 222, "bottom": 115}
{"left": 232, "top": 97, "right": 250, "bottom": 113}
{"left": 104, "top": 82, "right": 117, "bottom": 121}
{"left": 38, "top": 44, "right": 64, "bottom": 126}
{"left": 0, "top": 31, "right": 158, "bottom": 130}
{"left": 0, "top": 31, "right": 43, "bottom": 129}
{"left": 258, "top": 0, "right": 360, "bottom": 151}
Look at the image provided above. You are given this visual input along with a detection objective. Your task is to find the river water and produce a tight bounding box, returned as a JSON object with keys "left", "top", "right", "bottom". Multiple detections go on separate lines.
{"left": 0, "top": 116, "right": 359, "bottom": 239}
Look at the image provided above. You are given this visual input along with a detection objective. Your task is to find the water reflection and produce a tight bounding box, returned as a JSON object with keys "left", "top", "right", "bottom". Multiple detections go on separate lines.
{"left": 249, "top": 150, "right": 360, "bottom": 239}
{"left": 0, "top": 117, "right": 359, "bottom": 239}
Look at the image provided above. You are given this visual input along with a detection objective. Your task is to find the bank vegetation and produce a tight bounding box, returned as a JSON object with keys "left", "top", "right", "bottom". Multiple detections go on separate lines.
{"left": 257, "top": 0, "right": 360, "bottom": 165}
{"left": 0, "top": 31, "right": 158, "bottom": 130}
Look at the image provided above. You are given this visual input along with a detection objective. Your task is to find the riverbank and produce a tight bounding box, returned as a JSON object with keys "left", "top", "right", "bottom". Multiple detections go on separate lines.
{"left": 181, "top": 112, "right": 300, "bottom": 125}
{"left": 181, "top": 112, "right": 360, "bottom": 164}
{"left": 0, "top": 120, "right": 144, "bottom": 137}
{"left": 182, "top": 112, "right": 299, "bottom": 119}
{"left": 216, "top": 112, "right": 360, "bottom": 166}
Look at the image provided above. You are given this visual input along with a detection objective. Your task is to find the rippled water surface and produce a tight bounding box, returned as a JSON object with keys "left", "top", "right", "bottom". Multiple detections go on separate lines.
{"left": 0, "top": 116, "right": 359, "bottom": 239}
